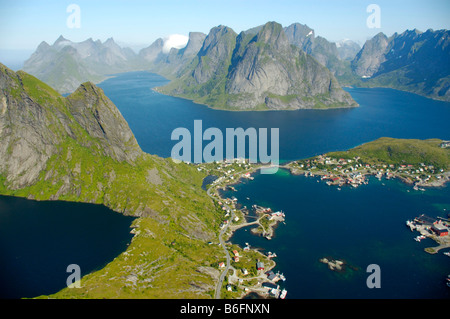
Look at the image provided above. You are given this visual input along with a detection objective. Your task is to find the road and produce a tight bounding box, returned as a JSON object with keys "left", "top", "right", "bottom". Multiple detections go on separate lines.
{"left": 207, "top": 184, "right": 235, "bottom": 299}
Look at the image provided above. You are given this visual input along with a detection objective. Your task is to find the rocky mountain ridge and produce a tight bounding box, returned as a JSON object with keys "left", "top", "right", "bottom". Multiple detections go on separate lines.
{"left": 157, "top": 21, "right": 357, "bottom": 110}
{"left": 0, "top": 63, "right": 142, "bottom": 189}
{"left": 20, "top": 23, "right": 450, "bottom": 103}
{"left": 351, "top": 28, "right": 450, "bottom": 101}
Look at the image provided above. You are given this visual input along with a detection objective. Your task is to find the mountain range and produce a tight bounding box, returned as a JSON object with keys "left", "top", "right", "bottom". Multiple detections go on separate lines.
{"left": 351, "top": 29, "right": 450, "bottom": 101}
{"left": 20, "top": 22, "right": 450, "bottom": 107}
{"left": 157, "top": 22, "right": 357, "bottom": 110}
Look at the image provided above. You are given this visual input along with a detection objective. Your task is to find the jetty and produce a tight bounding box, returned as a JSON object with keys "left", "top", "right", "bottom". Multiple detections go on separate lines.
{"left": 406, "top": 214, "right": 450, "bottom": 254}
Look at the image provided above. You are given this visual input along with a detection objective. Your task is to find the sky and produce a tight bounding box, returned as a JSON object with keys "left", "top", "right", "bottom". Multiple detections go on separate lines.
{"left": 0, "top": 0, "right": 449, "bottom": 68}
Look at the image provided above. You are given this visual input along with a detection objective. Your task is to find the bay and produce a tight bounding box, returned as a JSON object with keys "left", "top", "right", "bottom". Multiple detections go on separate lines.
{"left": 223, "top": 170, "right": 450, "bottom": 299}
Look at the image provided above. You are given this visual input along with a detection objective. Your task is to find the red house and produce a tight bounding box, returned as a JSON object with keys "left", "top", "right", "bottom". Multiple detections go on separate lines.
{"left": 432, "top": 223, "right": 449, "bottom": 237}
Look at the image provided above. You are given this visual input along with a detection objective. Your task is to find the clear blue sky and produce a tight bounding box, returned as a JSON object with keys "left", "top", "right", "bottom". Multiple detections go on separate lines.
{"left": 0, "top": 0, "right": 449, "bottom": 63}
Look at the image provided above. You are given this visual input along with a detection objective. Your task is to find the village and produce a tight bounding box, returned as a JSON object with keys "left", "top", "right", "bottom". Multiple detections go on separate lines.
{"left": 217, "top": 244, "right": 288, "bottom": 299}
{"left": 197, "top": 158, "right": 288, "bottom": 299}
{"left": 287, "top": 153, "right": 450, "bottom": 190}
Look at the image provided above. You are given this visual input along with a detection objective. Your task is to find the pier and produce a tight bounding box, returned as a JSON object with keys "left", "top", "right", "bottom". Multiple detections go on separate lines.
{"left": 406, "top": 215, "right": 450, "bottom": 254}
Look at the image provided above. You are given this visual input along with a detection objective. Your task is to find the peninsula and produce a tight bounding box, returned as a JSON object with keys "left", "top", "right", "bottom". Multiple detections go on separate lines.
{"left": 285, "top": 138, "right": 450, "bottom": 189}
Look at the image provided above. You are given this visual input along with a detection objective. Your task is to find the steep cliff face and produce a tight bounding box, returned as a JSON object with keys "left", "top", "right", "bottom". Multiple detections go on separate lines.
{"left": 67, "top": 82, "right": 142, "bottom": 163}
{"left": 225, "top": 22, "right": 355, "bottom": 109}
{"left": 158, "top": 22, "right": 357, "bottom": 110}
{"left": 151, "top": 32, "right": 207, "bottom": 77}
{"left": 192, "top": 26, "right": 237, "bottom": 85}
{"left": 351, "top": 29, "right": 450, "bottom": 101}
{"left": 284, "top": 23, "right": 340, "bottom": 68}
{"left": 351, "top": 32, "right": 389, "bottom": 77}
{"left": 0, "top": 63, "right": 142, "bottom": 189}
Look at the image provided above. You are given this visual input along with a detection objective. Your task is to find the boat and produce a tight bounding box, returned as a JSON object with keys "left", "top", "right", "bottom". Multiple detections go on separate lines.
{"left": 278, "top": 273, "right": 286, "bottom": 281}
{"left": 406, "top": 220, "right": 416, "bottom": 231}
{"left": 444, "top": 251, "right": 450, "bottom": 257}
{"left": 279, "top": 289, "right": 287, "bottom": 299}
{"left": 267, "top": 252, "right": 277, "bottom": 258}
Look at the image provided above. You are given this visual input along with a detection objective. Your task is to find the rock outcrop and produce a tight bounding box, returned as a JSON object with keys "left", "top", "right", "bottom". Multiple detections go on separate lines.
{"left": 0, "top": 63, "right": 142, "bottom": 189}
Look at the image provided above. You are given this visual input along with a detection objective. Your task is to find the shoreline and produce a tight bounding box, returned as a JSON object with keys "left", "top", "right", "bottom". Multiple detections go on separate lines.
{"left": 206, "top": 163, "right": 286, "bottom": 299}
{"left": 203, "top": 147, "right": 450, "bottom": 298}
{"left": 283, "top": 162, "right": 450, "bottom": 189}
{"left": 152, "top": 87, "right": 358, "bottom": 112}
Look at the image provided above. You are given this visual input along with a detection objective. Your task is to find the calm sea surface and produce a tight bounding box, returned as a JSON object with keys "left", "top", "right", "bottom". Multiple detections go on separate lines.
{"left": 0, "top": 196, "right": 135, "bottom": 298}
{"left": 97, "top": 71, "right": 450, "bottom": 299}
{"left": 98, "top": 71, "right": 450, "bottom": 162}
{"left": 1, "top": 71, "right": 449, "bottom": 298}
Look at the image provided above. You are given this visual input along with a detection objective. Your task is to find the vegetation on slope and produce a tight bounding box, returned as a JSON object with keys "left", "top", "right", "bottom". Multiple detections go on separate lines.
{"left": 327, "top": 137, "right": 450, "bottom": 170}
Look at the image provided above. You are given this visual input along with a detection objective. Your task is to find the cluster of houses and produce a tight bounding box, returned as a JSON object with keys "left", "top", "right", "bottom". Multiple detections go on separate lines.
{"left": 294, "top": 154, "right": 447, "bottom": 189}
{"left": 440, "top": 141, "right": 450, "bottom": 148}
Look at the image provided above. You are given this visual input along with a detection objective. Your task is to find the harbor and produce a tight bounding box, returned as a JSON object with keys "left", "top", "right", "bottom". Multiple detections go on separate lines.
{"left": 201, "top": 156, "right": 450, "bottom": 299}
{"left": 203, "top": 159, "right": 289, "bottom": 299}
{"left": 406, "top": 214, "right": 450, "bottom": 254}
{"left": 286, "top": 154, "right": 450, "bottom": 190}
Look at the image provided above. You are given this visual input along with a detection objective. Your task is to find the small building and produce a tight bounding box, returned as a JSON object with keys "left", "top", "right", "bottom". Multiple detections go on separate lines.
{"left": 256, "top": 262, "right": 265, "bottom": 271}
{"left": 218, "top": 262, "right": 225, "bottom": 268}
{"left": 262, "top": 282, "right": 278, "bottom": 290}
{"left": 431, "top": 223, "right": 449, "bottom": 237}
{"left": 440, "top": 141, "right": 450, "bottom": 148}
{"left": 415, "top": 214, "right": 436, "bottom": 225}
{"left": 266, "top": 270, "right": 278, "bottom": 281}
{"left": 234, "top": 256, "right": 240, "bottom": 262}
{"left": 232, "top": 250, "right": 239, "bottom": 257}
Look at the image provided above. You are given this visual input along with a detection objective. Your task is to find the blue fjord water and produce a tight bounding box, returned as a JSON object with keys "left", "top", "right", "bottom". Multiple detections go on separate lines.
{"left": 97, "top": 71, "right": 450, "bottom": 299}
{"left": 98, "top": 71, "right": 450, "bottom": 162}
{"left": 1, "top": 71, "right": 449, "bottom": 298}
{"left": 0, "top": 195, "right": 135, "bottom": 299}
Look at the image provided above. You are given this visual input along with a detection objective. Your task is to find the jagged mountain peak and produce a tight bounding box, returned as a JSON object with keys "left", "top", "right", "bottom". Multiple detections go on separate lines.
{"left": 159, "top": 22, "right": 357, "bottom": 110}
{"left": 54, "top": 35, "right": 71, "bottom": 46}
{"left": 255, "top": 21, "right": 289, "bottom": 49}
{"left": 0, "top": 64, "right": 143, "bottom": 188}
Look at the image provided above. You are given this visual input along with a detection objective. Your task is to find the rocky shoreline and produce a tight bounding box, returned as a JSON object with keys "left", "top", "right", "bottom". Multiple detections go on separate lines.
{"left": 206, "top": 163, "right": 287, "bottom": 299}
{"left": 284, "top": 162, "right": 450, "bottom": 190}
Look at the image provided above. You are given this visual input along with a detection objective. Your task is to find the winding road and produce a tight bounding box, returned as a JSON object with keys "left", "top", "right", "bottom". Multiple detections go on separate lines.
{"left": 207, "top": 183, "right": 235, "bottom": 299}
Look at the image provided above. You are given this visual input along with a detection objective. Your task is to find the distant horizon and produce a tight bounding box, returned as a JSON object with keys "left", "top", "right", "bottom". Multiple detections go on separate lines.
{"left": 1, "top": 0, "right": 449, "bottom": 69}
